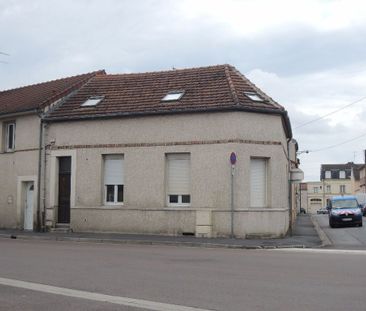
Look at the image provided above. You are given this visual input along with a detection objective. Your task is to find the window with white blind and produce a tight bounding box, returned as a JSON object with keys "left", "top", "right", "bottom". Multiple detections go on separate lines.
{"left": 325, "top": 171, "right": 331, "bottom": 179}
{"left": 250, "top": 158, "right": 268, "bottom": 208}
{"left": 339, "top": 171, "right": 346, "bottom": 179}
{"left": 5, "top": 122, "right": 15, "bottom": 152}
{"left": 166, "top": 153, "right": 190, "bottom": 206}
{"left": 104, "top": 155, "right": 124, "bottom": 204}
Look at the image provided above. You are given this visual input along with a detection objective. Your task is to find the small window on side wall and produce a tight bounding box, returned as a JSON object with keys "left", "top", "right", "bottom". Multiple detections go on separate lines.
{"left": 104, "top": 155, "right": 124, "bottom": 205}
{"left": 166, "top": 153, "right": 191, "bottom": 206}
{"left": 4, "top": 122, "right": 15, "bottom": 152}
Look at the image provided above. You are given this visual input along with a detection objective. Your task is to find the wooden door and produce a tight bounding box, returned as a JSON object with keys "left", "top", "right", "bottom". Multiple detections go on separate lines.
{"left": 58, "top": 157, "right": 71, "bottom": 223}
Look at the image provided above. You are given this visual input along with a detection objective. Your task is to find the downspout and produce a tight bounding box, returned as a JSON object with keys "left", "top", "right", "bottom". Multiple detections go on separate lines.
{"left": 287, "top": 138, "right": 293, "bottom": 236}
{"left": 36, "top": 117, "right": 43, "bottom": 232}
{"left": 42, "top": 121, "right": 48, "bottom": 232}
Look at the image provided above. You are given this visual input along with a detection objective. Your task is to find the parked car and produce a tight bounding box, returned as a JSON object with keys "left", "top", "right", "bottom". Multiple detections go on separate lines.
{"left": 328, "top": 195, "right": 363, "bottom": 228}
{"left": 361, "top": 204, "right": 366, "bottom": 216}
{"left": 317, "top": 207, "right": 328, "bottom": 214}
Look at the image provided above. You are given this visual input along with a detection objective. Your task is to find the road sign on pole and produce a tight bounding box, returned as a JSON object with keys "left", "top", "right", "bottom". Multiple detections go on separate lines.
{"left": 230, "top": 152, "right": 236, "bottom": 238}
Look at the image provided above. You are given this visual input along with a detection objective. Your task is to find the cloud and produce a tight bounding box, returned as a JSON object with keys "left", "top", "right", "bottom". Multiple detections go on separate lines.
{"left": 1, "top": 0, "right": 366, "bottom": 181}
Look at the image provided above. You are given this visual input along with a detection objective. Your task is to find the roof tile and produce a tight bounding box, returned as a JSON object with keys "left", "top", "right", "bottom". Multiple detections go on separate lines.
{"left": 0, "top": 70, "right": 105, "bottom": 116}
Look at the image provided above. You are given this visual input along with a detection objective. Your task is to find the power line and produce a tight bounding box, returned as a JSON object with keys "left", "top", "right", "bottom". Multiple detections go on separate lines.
{"left": 299, "top": 132, "right": 366, "bottom": 154}
{"left": 294, "top": 95, "right": 366, "bottom": 129}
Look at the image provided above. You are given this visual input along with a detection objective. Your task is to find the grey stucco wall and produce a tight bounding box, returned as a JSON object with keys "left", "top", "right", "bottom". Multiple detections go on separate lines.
{"left": 0, "top": 114, "right": 40, "bottom": 228}
{"left": 44, "top": 111, "right": 290, "bottom": 237}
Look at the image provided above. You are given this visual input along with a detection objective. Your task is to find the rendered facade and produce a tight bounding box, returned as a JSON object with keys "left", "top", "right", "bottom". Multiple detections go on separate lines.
{"left": 0, "top": 65, "right": 299, "bottom": 238}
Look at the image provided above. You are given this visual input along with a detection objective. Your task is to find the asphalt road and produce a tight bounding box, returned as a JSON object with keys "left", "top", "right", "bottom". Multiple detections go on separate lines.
{"left": 1, "top": 239, "right": 366, "bottom": 311}
{"left": 314, "top": 214, "right": 366, "bottom": 249}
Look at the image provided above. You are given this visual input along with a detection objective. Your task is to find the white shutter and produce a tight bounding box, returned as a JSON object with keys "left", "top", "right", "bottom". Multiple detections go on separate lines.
{"left": 250, "top": 158, "right": 267, "bottom": 207}
{"left": 167, "top": 154, "right": 190, "bottom": 195}
{"left": 104, "top": 155, "right": 124, "bottom": 185}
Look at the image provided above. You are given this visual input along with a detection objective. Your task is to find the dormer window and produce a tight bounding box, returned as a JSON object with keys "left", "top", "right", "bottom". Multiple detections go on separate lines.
{"left": 244, "top": 92, "right": 263, "bottom": 102}
{"left": 81, "top": 95, "right": 104, "bottom": 107}
{"left": 161, "top": 91, "right": 185, "bottom": 102}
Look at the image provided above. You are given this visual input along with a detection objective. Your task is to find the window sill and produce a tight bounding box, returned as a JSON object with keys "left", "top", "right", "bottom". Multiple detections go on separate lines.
{"left": 104, "top": 203, "right": 124, "bottom": 206}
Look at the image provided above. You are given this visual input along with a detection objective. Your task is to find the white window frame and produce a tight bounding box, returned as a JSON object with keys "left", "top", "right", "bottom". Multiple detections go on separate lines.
{"left": 250, "top": 157, "right": 268, "bottom": 208}
{"left": 5, "top": 122, "right": 15, "bottom": 152}
{"left": 81, "top": 95, "right": 104, "bottom": 107}
{"left": 166, "top": 153, "right": 191, "bottom": 207}
{"left": 326, "top": 185, "right": 331, "bottom": 193}
{"left": 161, "top": 91, "right": 185, "bottom": 102}
{"left": 325, "top": 171, "right": 331, "bottom": 179}
{"left": 313, "top": 187, "right": 319, "bottom": 193}
{"left": 339, "top": 170, "right": 346, "bottom": 179}
{"left": 103, "top": 155, "right": 124, "bottom": 205}
{"left": 244, "top": 92, "right": 263, "bottom": 102}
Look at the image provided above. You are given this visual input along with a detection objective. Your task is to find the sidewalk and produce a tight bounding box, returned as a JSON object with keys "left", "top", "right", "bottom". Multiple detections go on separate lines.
{"left": 0, "top": 214, "right": 321, "bottom": 249}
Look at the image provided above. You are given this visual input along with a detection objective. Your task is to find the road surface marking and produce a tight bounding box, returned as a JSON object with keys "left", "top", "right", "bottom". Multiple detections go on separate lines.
{"left": 271, "top": 248, "right": 366, "bottom": 255}
{"left": 0, "top": 277, "right": 213, "bottom": 311}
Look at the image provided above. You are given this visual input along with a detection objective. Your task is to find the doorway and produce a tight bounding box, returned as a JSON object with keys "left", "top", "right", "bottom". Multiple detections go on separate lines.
{"left": 24, "top": 182, "right": 34, "bottom": 230}
{"left": 58, "top": 157, "right": 71, "bottom": 223}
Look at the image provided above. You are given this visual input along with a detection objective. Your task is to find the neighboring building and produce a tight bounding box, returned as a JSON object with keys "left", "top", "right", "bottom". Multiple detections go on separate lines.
{"left": 0, "top": 65, "right": 300, "bottom": 238}
{"left": 352, "top": 164, "right": 366, "bottom": 193}
{"left": 298, "top": 182, "right": 308, "bottom": 212}
{"left": 0, "top": 70, "right": 105, "bottom": 230}
{"left": 320, "top": 163, "right": 362, "bottom": 206}
{"left": 306, "top": 181, "right": 324, "bottom": 214}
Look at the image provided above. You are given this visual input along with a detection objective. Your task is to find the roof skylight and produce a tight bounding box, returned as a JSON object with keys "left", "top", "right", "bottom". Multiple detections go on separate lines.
{"left": 244, "top": 92, "right": 263, "bottom": 102}
{"left": 161, "top": 91, "right": 185, "bottom": 102}
{"left": 81, "top": 95, "right": 104, "bottom": 107}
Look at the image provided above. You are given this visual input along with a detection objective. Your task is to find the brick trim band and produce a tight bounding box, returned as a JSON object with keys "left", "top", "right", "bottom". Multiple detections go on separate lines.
{"left": 49, "top": 138, "right": 282, "bottom": 150}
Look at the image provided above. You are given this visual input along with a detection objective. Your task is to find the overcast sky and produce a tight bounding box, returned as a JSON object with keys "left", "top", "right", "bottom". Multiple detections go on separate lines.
{"left": 1, "top": 0, "right": 366, "bottom": 181}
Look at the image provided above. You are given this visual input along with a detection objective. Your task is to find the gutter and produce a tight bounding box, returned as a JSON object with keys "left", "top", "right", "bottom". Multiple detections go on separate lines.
{"left": 0, "top": 108, "right": 38, "bottom": 119}
{"left": 43, "top": 105, "right": 293, "bottom": 139}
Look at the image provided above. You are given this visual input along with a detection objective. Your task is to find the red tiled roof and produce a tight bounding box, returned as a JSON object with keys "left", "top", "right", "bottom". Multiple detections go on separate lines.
{"left": 45, "top": 65, "right": 292, "bottom": 137}
{"left": 46, "top": 65, "right": 283, "bottom": 117}
{"left": 0, "top": 70, "right": 106, "bottom": 116}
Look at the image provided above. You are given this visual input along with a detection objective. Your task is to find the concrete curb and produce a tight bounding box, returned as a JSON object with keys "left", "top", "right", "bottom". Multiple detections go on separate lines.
{"left": 310, "top": 215, "right": 332, "bottom": 248}
{"left": 0, "top": 233, "right": 307, "bottom": 250}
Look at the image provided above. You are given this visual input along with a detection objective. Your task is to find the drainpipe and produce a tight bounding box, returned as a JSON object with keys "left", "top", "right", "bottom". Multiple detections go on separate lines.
{"left": 36, "top": 118, "right": 43, "bottom": 232}
{"left": 42, "top": 122, "right": 48, "bottom": 232}
{"left": 287, "top": 138, "right": 293, "bottom": 236}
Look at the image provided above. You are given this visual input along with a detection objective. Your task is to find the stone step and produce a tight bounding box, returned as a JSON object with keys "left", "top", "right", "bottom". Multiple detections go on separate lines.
{"left": 55, "top": 223, "right": 71, "bottom": 229}
{"left": 50, "top": 223, "right": 72, "bottom": 233}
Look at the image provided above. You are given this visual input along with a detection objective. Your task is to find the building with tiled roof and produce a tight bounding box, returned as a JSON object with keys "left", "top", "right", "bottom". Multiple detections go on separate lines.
{"left": 41, "top": 65, "right": 299, "bottom": 238}
{"left": 0, "top": 70, "right": 105, "bottom": 230}
{"left": 45, "top": 65, "right": 292, "bottom": 139}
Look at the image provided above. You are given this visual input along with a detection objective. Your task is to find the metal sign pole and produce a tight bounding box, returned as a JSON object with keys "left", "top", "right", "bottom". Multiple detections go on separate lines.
{"left": 231, "top": 165, "right": 234, "bottom": 238}
{"left": 230, "top": 152, "right": 236, "bottom": 239}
